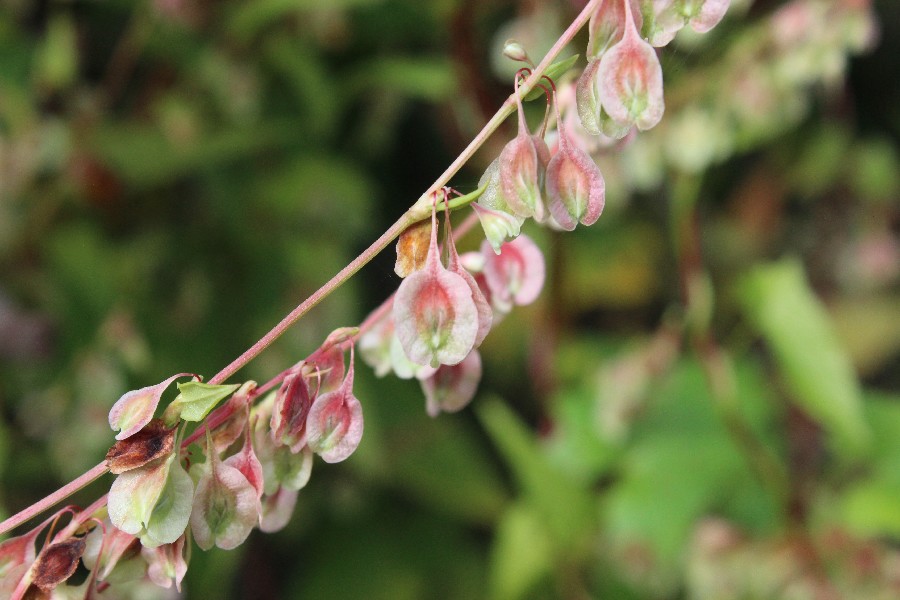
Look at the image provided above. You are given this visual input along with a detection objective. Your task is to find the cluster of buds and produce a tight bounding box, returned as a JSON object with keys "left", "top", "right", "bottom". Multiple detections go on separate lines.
{"left": 0, "top": 1, "right": 738, "bottom": 596}
{"left": 361, "top": 195, "right": 546, "bottom": 416}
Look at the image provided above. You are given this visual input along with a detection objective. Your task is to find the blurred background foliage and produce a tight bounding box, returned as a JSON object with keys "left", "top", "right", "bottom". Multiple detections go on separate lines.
{"left": 0, "top": 0, "right": 898, "bottom": 598}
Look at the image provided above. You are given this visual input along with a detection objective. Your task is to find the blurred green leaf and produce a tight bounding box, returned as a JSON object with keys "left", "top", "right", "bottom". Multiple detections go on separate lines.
{"left": 89, "top": 121, "right": 302, "bottom": 188}
{"left": 850, "top": 137, "right": 900, "bottom": 203}
{"left": 387, "top": 417, "right": 508, "bottom": 525}
{"left": 488, "top": 503, "right": 553, "bottom": 600}
{"left": 228, "top": 0, "right": 383, "bottom": 41}
{"left": 477, "top": 399, "right": 595, "bottom": 550}
{"left": 839, "top": 393, "right": 900, "bottom": 537}
{"left": 350, "top": 57, "right": 455, "bottom": 100}
{"left": 737, "top": 259, "right": 869, "bottom": 455}
{"left": 33, "top": 15, "right": 77, "bottom": 92}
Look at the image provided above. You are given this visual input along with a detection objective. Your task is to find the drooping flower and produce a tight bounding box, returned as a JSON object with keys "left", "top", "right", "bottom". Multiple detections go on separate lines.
{"left": 138, "top": 459, "right": 194, "bottom": 549}
{"left": 443, "top": 205, "right": 492, "bottom": 347}
{"left": 597, "top": 0, "right": 665, "bottom": 133}
{"left": 498, "top": 75, "right": 547, "bottom": 220}
{"left": 393, "top": 199, "right": 478, "bottom": 368}
{"left": 305, "top": 350, "right": 364, "bottom": 463}
{"left": 576, "top": 58, "right": 634, "bottom": 140}
{"left": 482, "top": 235, "right": 546, "bottom": 307}
{"left": 81, "top": 521, "right": 142, "bottom": 585}
{"left": 224, "top": 418, "right": 264, "bottom": 501}
{"left": 270, "top": 365, "right": 313, "bottom": 453}
{"left": 358, "top": 310, "right": 395, "bottom": 377}
{"left": 688, "top": 0, "right": 730, "bottom": 34}
{"left": 142, "top": 533, "right": 188, "bottom": 591}
{"left": 108, "top": 455, "right": 174, "bottom": 537}
{"left": 108, "top": 373, "right": 195, "bottom": 440}
{"left": 259, "top": 486, "right": 299, "bottom": 533}
{"left": 638, "top": 0, "right": 731, "bottom": 46}
{"left": 253, "top": 391, "right": 313, "bottom": 494}
{"left": 0, "top": 521, "right": 42, "bottom": 598}
{"left": 639, "top": 0, "right": 689, "bottom": 47}
{"left": 473, "top": 159, "right": 525, "bottom": 253}
{"left": 587, "top": 0, "right": 640, "bottom": 59}
{"left": 421, "top": 349, "right": 483, "bottom": 417}
{"left": 545, "top": 90, "right": 606, "bottom": 230}
{"left": 307, "top": 327, "right": 354, "bottom": 392}
{"left": 190, "top": 432, "right": 260, "bottom": 551}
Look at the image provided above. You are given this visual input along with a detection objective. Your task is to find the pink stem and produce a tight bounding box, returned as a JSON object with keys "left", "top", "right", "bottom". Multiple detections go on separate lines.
{"left": 0, "top": 461, "right": 109, "bottom": 537}
{"left": 1, "top": 0, "right": 601, "bottom": 533}
{"left": 207, "top": 211, "right": 415, "bottom": 385}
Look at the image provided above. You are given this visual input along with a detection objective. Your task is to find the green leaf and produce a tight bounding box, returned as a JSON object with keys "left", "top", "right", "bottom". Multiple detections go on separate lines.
{"left": 737, "top": 259, "right": 869, "bottom": 455}
{"left": 523, "top": 54, "right": 579, "bottom": 101}
{"left": 488, "top": 503, "right": 553, "bottom": 600}
{"left": 165, "top": 382, "right": 240, "bottom": 424}
{"left": 477, "top": 399, "right": 595, "bottom": 550}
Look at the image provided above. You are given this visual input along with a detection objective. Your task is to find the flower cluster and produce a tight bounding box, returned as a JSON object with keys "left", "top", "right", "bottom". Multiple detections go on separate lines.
{"left": 0, "top": 1, "right": 737, "bottom": 596}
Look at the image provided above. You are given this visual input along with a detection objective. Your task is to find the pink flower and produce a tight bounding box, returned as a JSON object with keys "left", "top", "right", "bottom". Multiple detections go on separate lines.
{"left": 473, "top": 159, "right": 525, "bottom": 253}
{"left": 393, "top": 200, "right": 478, "bottom": 368}
{"left": 597, "top": 0, "right": 665, "bottom": 132}
{"left": 270, "top": 365, "right": 314, "bottom": 452}
{"left": 421, "top": 349, "right": 482, "bottom": 417}
{"left": 108, "top": 373, "right": 195, "bottom": 440}
{"left": 545, "top": 91, "right": 606, "bottom": 230}
{"left": 190, "top": 432, "right": 260, "bottom": 551}
{"left": 498, "top": 76, "right": 548, "bottom": 220}
{"left": 482, "top": 235, "right": 546, "bottom": 308}
{"left": 305, "top": 350, "right": 364, "bottom": 463}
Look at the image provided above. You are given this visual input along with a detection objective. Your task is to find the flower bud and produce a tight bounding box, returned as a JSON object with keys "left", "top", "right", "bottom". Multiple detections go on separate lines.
{"left": 444, "top": 206, "right": 492, "bottom": 347}
{"left": 0, "top": 523, "right": 41, "bottom": 597}
{"left": 689, "top": 0, "right": 730, "bottom": 34}
{"left": 498, "top": 79, "right": 547, "bottom": 220}
{"left": 270, "top": 366, "right": 313, "bottom": 453}
{"left": 421, "top": 349, "right": 482, "bottom": 417}
{"left": 108, "top": 373, "right": 194, "bottom": 440}
{"left": 587, "top": 0, "right": 639, "bottom": 59}
{"left": 254, "top": 409, "right": 313, "bottom": 494}
{"left": 502, "top": 39, "right": 532, "bottom": 64}
{"left": 639, "top": 0, "right": 687, "bottom": 47}
{"left": 259, "top": 486, "right": 299, "bottom": 533}
{"left": 224, "top": 420, "right": 264, "bottom": 501}
{"left": 482, "top": 235, "right": 546, "bottom": 307}
{"left": 190, "top": 432, "right": 260, "bottom": 551}
{"left": 142, "top": 534, "right": 187, "bottom": 591}
{"left": 473, "top": 158, "right": 525, "bottom": 252}
{"left": 545, "top": 93, "right": 606, "bottom": 230}
{"left": 305, "top": 352, "right": 364, "bottom": 463}
{"left": 597, "top": 3, "right": 665, "bottom": 133}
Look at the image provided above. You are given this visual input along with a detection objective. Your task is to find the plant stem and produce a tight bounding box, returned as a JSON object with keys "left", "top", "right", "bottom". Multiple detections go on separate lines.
{"left": 2, "top": 0, "right": 602, "bottom": 535}
{"left": 207, "top": 210, "right": 416, "bottom": 385}
{"left": 208, "top": 0, "right": 598, "bottom": 385}
{"left": 0, "top": 461, "right": 109, "bottom": 537}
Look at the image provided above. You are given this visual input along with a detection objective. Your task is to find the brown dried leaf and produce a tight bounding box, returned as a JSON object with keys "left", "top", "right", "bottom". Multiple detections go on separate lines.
{"left": 31, "top": 537, "right": 86, "bottom": 592}
{"left": 106, "top": 419, "right": 176, "bottom": 474}
{"left": 394, "top": 219, "right": 432, "bottom": 278}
